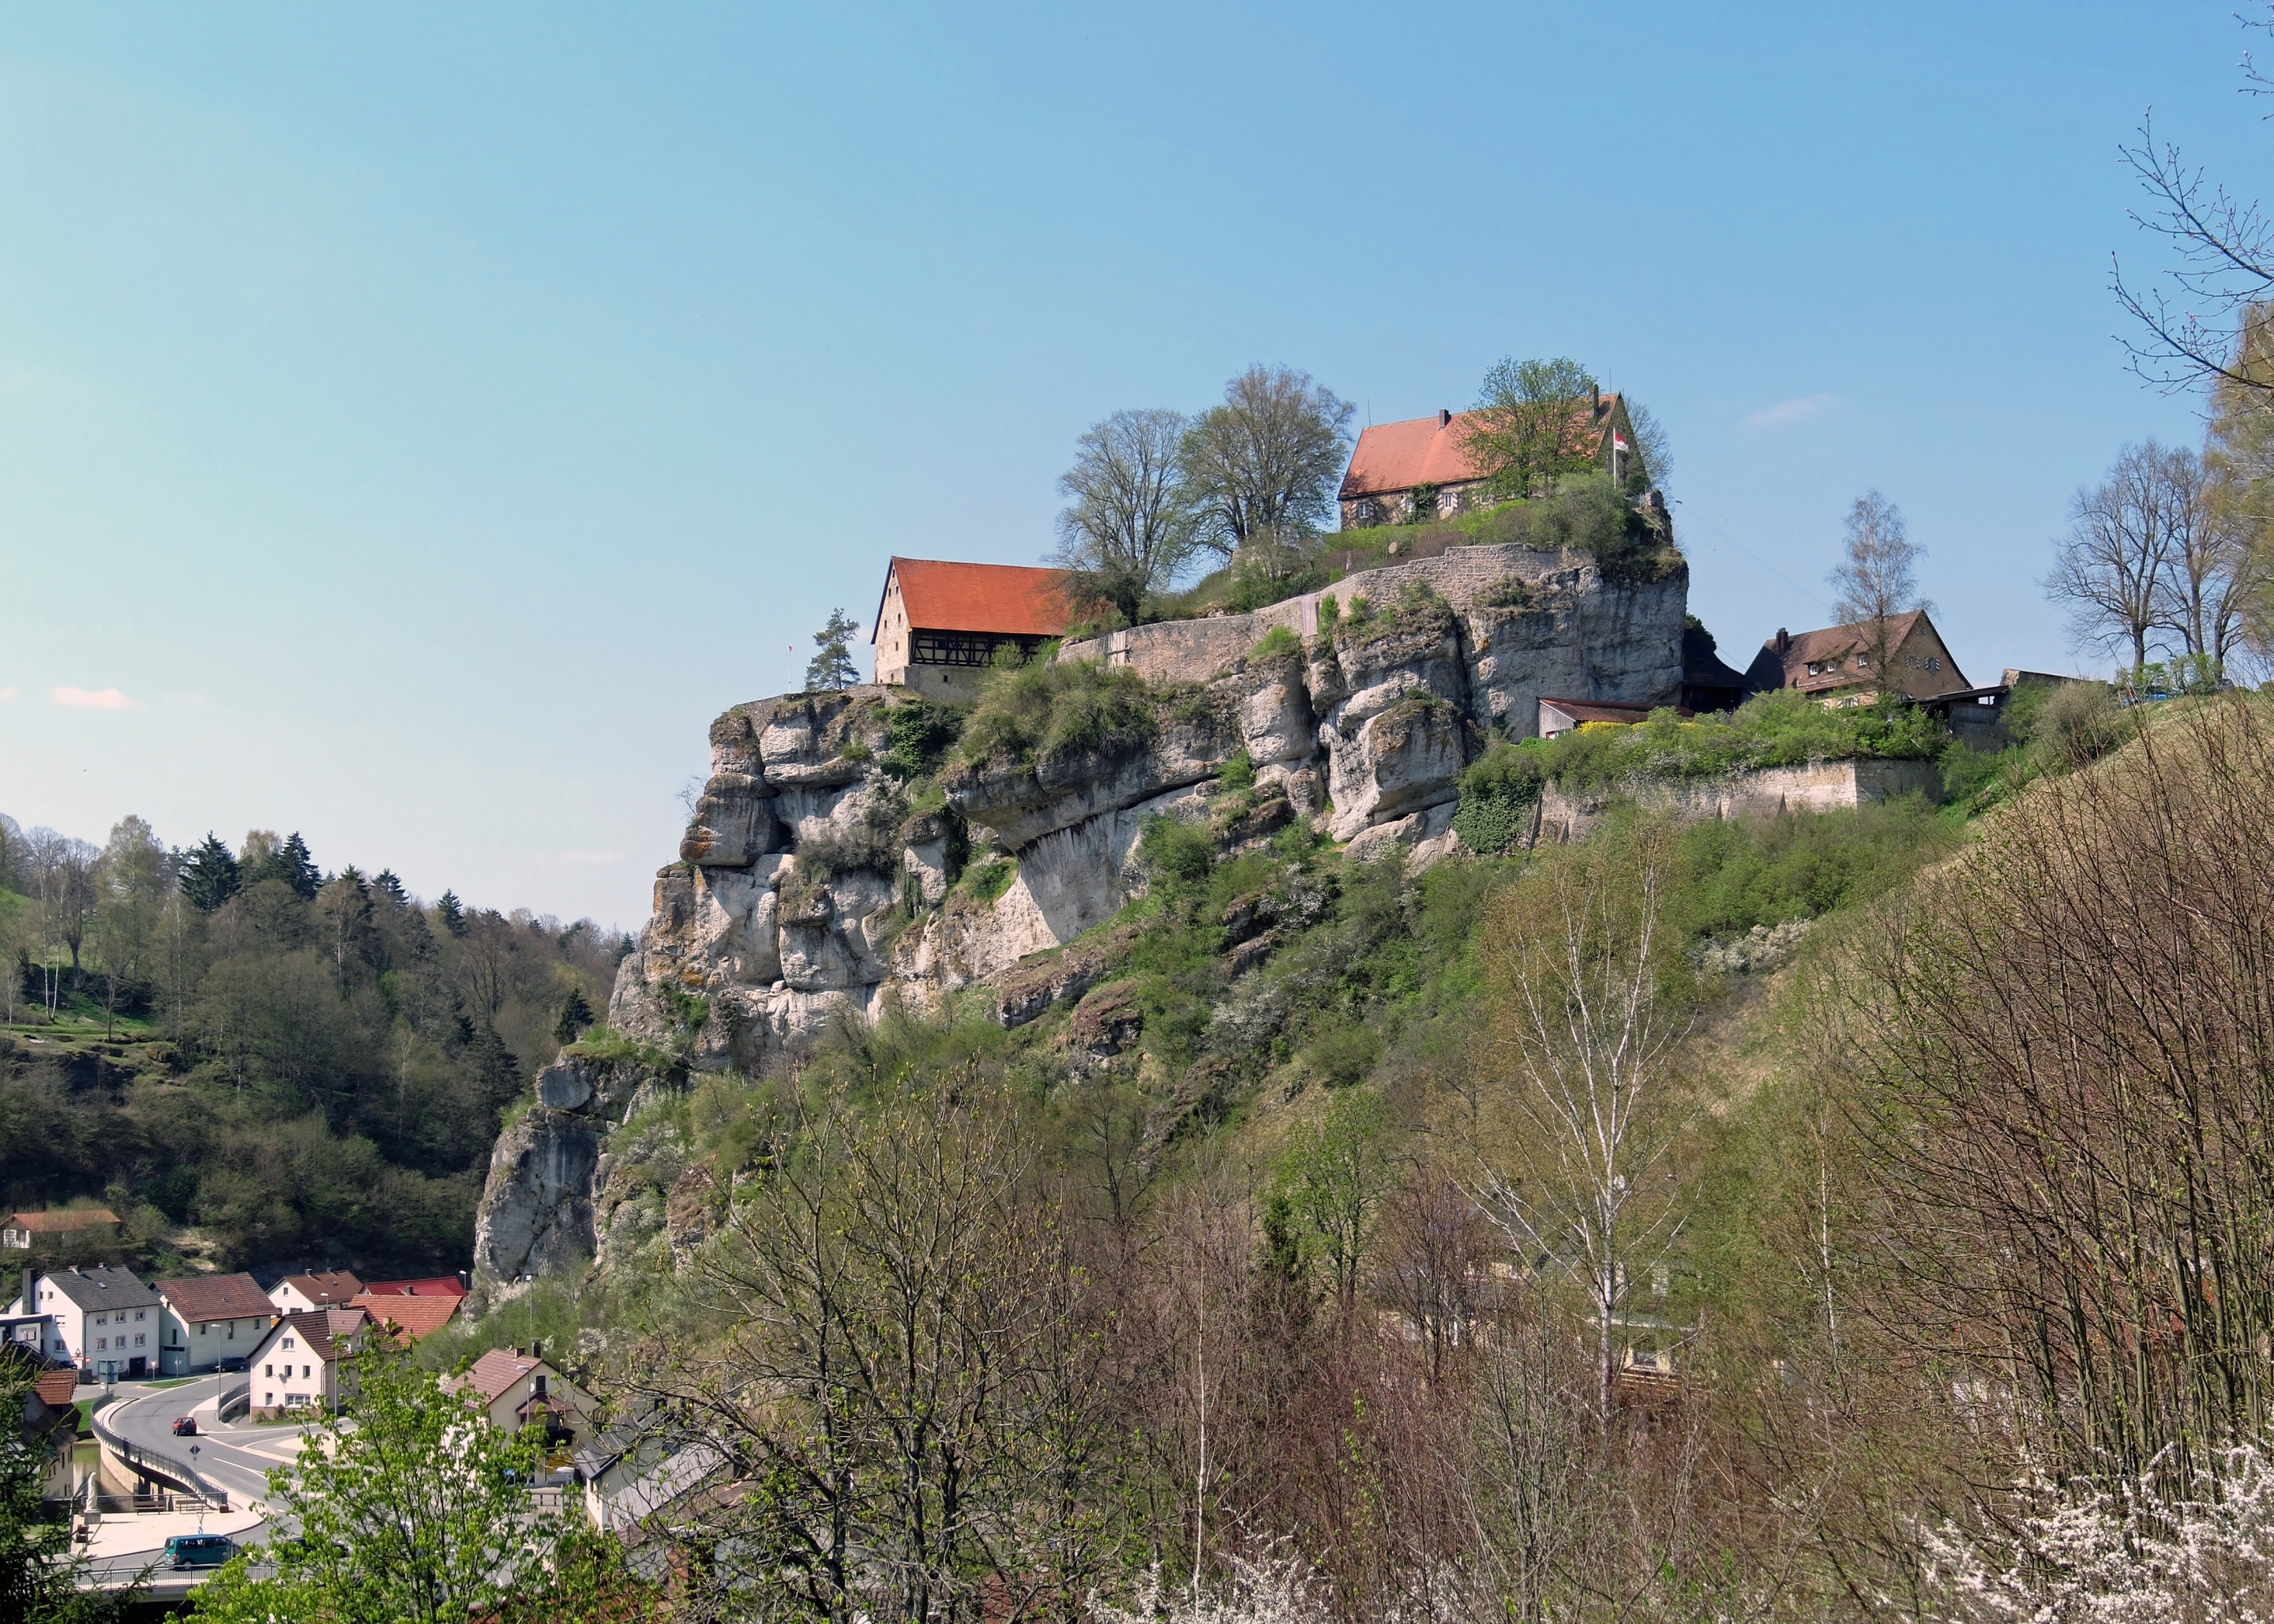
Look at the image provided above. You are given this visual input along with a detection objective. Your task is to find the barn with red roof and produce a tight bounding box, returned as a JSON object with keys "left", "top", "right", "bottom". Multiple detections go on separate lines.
{"left": 871, "top": 557, "right": 1072, "bottom": 700}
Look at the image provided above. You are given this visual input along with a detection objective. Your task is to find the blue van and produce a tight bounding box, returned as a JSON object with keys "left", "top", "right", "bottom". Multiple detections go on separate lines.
{"left": 163, "top": 1533, "right": 237, "bottom": 1570}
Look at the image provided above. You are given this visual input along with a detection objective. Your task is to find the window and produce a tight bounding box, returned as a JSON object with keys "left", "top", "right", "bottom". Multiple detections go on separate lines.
{"left": 134, "top": 1334, "right": 144, "bottom": 1347}
{"left": 265, "top": 1364, "right": 273, "bottom": 1378}
{"left": 302, "top": 1364, "right": 312, "bottom": 1379}
{"left": 283, "top": 1337, "right": 295, "bottom": 1351}
{"left": 135, "top": 1310, "right": 144, "bottom": 1321}
{"left": 265, "top": 1393, "right": 272, "bottom": 1406}
{"left": 96, "top": 1337, "right": 106, "bottom": 1351}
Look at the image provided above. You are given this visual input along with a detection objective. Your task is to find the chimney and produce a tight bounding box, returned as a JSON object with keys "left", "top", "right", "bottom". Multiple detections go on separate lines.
{"left": 19, "top": 1268, "right": 31, "bottom": 1315}
{"left": 1776, "top": 628, "right": 1790, "bottom": 655}
{"left": 1592, "top": 383, "right": 1601, "bottom": 413}
{"left": 1437, "top": 407, "right": 1450, "bottom": 429}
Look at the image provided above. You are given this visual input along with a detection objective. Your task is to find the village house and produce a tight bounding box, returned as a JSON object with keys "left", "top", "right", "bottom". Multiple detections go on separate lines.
{"left": 6, "top": 1355, "right": 82, "bottom": 1502}
{"left": 246, "top": 1307, "right": 371, "bottom": 1416}
{"left": 445, "top": 1346, "right": 598, "bottom": 1446}
{"left": 1337, "top": 392, "right": 1640, "bottom": 528}
{"left": 2, "top": 1208, "right": 119, "bottom": 1251}
{"left": 1743, "top": 611, "right": 1970, "bottom": 707}
{"left": 268, "top": 1270, "right": 364, "bottom": 1315}
{"left": 349, "top": 1288, "right": 462, "bottom": 1346}
{"left": 1, "top": 1265, "right": 161, "bottom": 1379}
{"left": 869, "top": 557, "right": 1071, "bottom": 700}
{"left": 152, "top": 1273, "right": 276, "bottom": 1375}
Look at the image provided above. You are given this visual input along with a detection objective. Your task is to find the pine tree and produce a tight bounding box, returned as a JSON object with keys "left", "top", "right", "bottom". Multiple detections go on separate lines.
{"left": 278, "top": 832, "right": 322, "bottom": 899}
{"left": 553, "top": 985, "right": 595, "bottom": 1043}
{"left": 436, "top": 890, "right": 467, "bottom": 936}
{"left": 178, "top": 833, "right": 242, "bottom": 913}
{"left": 805, "top": 607, "right": 861, "bottom": 691}
{"left": 371, "top": 869, "right": 407, "bottom": 906}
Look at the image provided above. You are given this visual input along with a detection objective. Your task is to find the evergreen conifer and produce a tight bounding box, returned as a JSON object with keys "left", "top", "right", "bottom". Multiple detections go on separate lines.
{"left": 179, "top": 833, "right": 242, "bottom": 913}
{"left": 436, "top": 890, "right": 467, "bottom": 936}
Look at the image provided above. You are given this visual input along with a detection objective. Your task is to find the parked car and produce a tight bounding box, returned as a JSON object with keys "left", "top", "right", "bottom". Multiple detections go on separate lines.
{"left": 216, "top": 1356, "right": 248, "bottom": 1374}
{"left": 164, "top": 1534, "right": 236, "bottom": 1570}
{"left": 171, "top": 1416, "right": 197, "bottom": 1436}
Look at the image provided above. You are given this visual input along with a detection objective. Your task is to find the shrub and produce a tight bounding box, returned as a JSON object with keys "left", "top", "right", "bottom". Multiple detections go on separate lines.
{"left": 1138, "top": 814, "right": 1215, "bottom": 888}
{"left": 1316, "top": 594, "right": 1340, "bottom": 632}
{"left": 883, "top": 699, "right": 964, "bottom": 776}
{"left": 1219, "top": 748, "right": 1255, "bottom": 794}
{"left": 1535, "top": 689, "right": 1949, "bottom": 791}
{"left": 957, "top": 658, "right": 1160, "bottom": 771}
{"left": 1251, "top": 624, "right": 1301, "bottom": 660}
{"left": 1464, "top": 472, "right": 1681, "bottom": 583}
{"left": 1453, "top": 742, "right": 1548, "bottom": 853}
{"left": 1480, "top": 576, "right": 1530, "bottom": 609}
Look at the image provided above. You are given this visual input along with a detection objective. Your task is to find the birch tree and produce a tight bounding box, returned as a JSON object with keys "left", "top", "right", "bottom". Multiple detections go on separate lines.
{"left": 1476, "top": 816, "right": 1691, "bottom": 1428}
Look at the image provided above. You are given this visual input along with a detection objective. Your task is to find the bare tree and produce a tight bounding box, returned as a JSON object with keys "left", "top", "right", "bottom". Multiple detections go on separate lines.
{"left": 1826, "top": 490, "right": 1929, "bottom": 688}
{"left": 2112, "top": 8, "right": 2274, "bottom": 401}
{"left": 2150, "top": 442, "right": 2254, "bottom": 670}
{"left": 1054, "top": 407, "right": 1195, "bottom": 626}
{"left": 1475, "top": 817, "right": 1691, "bottom": 1429}
{"left": 1176, "top": 366, "right": 1352, "bottom": 561}
{"left": 2046, "top": 441, "right": 2192, "bottom": 673}
{"left": 1461, "top": 357, "right": 1600, "bottom": 501}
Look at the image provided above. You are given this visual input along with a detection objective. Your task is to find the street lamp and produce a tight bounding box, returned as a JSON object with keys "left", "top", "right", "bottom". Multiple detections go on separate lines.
{"left": 189, "top": 1445, "right": 203, "bottom": 1533}
{"left": 516, "top": 1274, "right": 533, "bottom": 1353}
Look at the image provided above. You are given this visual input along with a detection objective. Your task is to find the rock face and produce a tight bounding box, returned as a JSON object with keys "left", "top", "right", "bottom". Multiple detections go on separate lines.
{"left": 601, "top": 539, "right": 1682, "bottom": 1082}
{"left": 470, "top": 535, "right": 1686, "bottom": 1294}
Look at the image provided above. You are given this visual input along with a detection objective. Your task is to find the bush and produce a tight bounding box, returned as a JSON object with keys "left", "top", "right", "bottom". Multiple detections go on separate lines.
{"left": 958, "top": 659, "right": 1160, "bottom": 771}
{"left": 1138, "top": 814, "right": 1215, "bottom": 888}
{"left": 1533, "top": 689, "right": 1949, "bottom": 791}
{"left": 1453, "top": 743, "right": 1548, "bottom": 853}
{"left": 1251, "top": 624, "right": 1302, "bottom": 660}
{"left": 883, "top": 699, "right": 964, "bottom": 776}
{"left": 1460, "top": 472, "right": 1681, "bottom": 583}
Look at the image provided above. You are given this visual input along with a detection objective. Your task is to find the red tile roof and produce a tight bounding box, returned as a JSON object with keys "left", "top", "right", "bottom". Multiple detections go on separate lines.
{"left": 1339, "top": 396, "right": 1623, "bottom": 501}
{"left": 155, "top": 1273, "right": 274, "bottom": 1323}
{"left": 358, "top": 1277, "right": 467, "bottom": 1299}
{"left": 274, "top": 1307, "right": 368, "bottom": 1364}
{"left": 32, "top": 1370, "right": 77, "bottom": 1408}
{"left": 465, "top": 1347, "right": 546, "bottom": 1403}
{"left": 277, "top": 1271, "right": 363, "bottom": 1307}
{"left": 350, "top": 1292, "right": 461, "bottom": 1345}
{"left": 872, "top": 557, "right": 1071, "bottom": 643}
{"left": 6, "top": 1209, "right": 118, "bottom": 1233}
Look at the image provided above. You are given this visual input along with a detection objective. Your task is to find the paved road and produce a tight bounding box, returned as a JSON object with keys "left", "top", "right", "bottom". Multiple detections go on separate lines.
{"left": 84, "top": 1375, "right": 314, "bottom": 1593}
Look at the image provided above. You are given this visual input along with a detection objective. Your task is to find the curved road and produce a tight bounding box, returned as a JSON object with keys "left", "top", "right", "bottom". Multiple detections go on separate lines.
{"left": 84, "top": 1375, "right": 314, "bottom": 1593}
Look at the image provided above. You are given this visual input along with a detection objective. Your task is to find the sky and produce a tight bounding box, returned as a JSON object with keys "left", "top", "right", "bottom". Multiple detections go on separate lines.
{"left": 0, "top": 2, "right": 2260, "bottom": 928}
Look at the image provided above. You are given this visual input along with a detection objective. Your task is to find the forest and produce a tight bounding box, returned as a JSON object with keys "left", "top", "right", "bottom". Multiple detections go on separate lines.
{"left": 0, "top": 817, "right": 625, "bottom": 1277}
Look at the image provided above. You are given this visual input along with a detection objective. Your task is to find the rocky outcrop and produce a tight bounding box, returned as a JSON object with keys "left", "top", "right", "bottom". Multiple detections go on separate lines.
{"left": 471, "top": 533, "right": 1687, "bottom": 1292}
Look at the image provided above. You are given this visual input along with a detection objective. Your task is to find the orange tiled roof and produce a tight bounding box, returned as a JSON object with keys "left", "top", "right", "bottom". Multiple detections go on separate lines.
{"left": 872, "top": 558, "right": 1071, "bottom": 643}
{"left": 6, "top": 1209, "right": 118, "bottom": 1233}
{"left": 358, "top": 1277, "right": 467, "bottom": 1299}
{"left": 32, "top": 1370, "right": 77, "bottom": 1408}
{"left": 1339, "top": 396, "right": 1623, "bottom": 501}
{"left": 350, "top": 1292, "right": 460, "bottom": 1345}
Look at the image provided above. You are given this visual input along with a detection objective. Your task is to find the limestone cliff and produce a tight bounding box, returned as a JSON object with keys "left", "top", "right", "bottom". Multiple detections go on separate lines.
{"left": 468, "top": 536, "right": 1685, "bottom": 1293}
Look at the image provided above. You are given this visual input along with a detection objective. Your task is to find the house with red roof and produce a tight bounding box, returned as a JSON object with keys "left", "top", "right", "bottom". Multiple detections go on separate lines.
{"left": 350, "top": 1289, "right": 462, "bottom": 1346}
{"left": 445, "top": 1346, "right": 597, "bottom": 1446}
{"left": 871, "top": 557, "right": 1071, "bottom": 700}
{"left": 246, "top": 1307, "right": 372, "bottom": 1416}
{"left": 1743, "top": 612, "right": 1969, "bottom": 708}
{"left": 1338, "top": 392, "right": 1640, "bottom": 528}
{"left": 268, "top": 1270, "right": 364, "bottom": 1315}
{"left": 152, "top": 1272, "right": 276, "bottom": 1375}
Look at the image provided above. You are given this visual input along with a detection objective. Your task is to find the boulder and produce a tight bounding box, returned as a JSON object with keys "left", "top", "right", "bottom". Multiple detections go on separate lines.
{"left": 1327, "top": 697, "right": 1471, "bottom": 842}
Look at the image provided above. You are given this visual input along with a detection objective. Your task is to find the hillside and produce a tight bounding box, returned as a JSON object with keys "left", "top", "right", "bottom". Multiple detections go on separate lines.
{"left": 0, "top": 820, "right": 624, "bottom": 1279}
{"left": 434, "top": 642, "right": 2220, "bottom": 1617}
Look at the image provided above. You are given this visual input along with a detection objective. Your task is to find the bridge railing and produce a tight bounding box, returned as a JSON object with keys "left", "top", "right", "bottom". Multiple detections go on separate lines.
{"left": 218, "top": 1380, "right": 250, "bottom": 1422}
{"left": 90, "top": 1402, "right": 230, "bottom": 1511}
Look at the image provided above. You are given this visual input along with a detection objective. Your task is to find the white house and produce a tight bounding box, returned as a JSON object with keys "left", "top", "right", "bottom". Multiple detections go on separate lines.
{"left": 268, "top": 1270, "right": 363, "bottom": 1315}
{"left": 446, "top": 1347, "right": 597, "bottom": 1445}
{"left": 246, "top": 1307, "right": 370, "bottom": 1416}
{"left": 1, "top": 1266, "right": 162, "bottom": 1380}
{"left": 152, "top": 1273, "right": 276, "bottom": 1376}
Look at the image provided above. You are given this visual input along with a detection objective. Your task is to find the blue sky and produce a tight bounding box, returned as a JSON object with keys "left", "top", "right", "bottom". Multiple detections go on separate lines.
{"left": 0, "top": 3, "right": 2257, "bottom": 925}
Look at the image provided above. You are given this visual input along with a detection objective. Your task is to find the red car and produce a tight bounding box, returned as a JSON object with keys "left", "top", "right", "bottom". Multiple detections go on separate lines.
{"left": 171, "top": 1416, "right": 197, "bottom": 1437}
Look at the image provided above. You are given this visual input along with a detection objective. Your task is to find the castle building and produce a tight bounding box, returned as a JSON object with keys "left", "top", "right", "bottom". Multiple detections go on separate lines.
{"left": 870, "top": 557, "right": 1071, "bottom": 700}
{"left": 1338, "top": 392, "right": 1638, "bottom": 528}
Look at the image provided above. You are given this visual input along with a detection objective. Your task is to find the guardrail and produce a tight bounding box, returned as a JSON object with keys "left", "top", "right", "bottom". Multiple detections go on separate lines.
{"left": 90, "top": 1401, "right": 229, "bottom": 1511}
{"left": 218, "top": 1380, "right": 250, "bottom": 1422}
